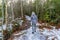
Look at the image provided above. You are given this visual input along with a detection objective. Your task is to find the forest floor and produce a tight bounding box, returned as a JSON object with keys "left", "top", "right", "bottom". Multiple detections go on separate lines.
{"left": 8, "top": 22, "right": 60, "bottom": 40}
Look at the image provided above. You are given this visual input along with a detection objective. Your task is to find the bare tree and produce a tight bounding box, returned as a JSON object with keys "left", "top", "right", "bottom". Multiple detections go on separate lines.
{"left": 21, "top": 0, "right": 23, "bottom": 18}
{"left": 11, "top": 0, "right": 14, "bottom": 20}
{"left": 5, "top": 0, "right": 8, "bottom": 30}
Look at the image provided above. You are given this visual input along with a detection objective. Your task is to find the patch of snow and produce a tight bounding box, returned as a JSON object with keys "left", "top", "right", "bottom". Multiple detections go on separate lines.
{"left": 25, "top": 15, "right": 31, "bottom": 21}
{"left": 13, "top": 26, "right": 60, "bottom": 40}
{"left": 2, "top": 24, "right": 6, "bottom": 30}
{"left": 19, "top": 20, "right": 23, "bottom": 26}
{"left": 13, "top": 27, "right": 46, "bottom": 40}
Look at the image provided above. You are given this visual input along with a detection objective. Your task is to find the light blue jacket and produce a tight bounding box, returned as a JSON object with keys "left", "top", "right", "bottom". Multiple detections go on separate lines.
{"left": 31, "top": 13, "right": 38, "bottom": 24}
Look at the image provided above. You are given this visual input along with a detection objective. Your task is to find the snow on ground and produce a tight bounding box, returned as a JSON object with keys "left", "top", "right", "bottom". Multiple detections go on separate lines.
{"left": 13, "top": 27, "right": 46, "bottom": 40}
{"left": 1, "top": 22, "right": 60, "bottom": 40}
{"left": 2, "top": 24, "right": 6, "bottom": 30}
{"left": 25, "top": 15, "right": 31, "bottom": 21}
{"left": 12, "top": 26, "right": 60, "bottom": 40}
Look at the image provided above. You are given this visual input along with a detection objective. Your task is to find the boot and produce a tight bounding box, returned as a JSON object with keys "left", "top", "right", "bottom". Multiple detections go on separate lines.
{"left": 32, "top": 32, "right": 34, "bottom": 34}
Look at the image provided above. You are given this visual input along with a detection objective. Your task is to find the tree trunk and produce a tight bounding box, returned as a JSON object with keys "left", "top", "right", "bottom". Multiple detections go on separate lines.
{"left": 5, "top": 0, "right": 8, "bottom": 30}
{"left": 21, "top": 0, "right": 23, "bottom": 18}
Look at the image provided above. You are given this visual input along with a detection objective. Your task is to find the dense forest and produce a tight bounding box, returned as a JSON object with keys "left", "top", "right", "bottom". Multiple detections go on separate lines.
{"left": 0, "top": 0, "right": 60, "bottom": 40}
{"left": 0, "top": 0, "right": 60, "bottom": 24}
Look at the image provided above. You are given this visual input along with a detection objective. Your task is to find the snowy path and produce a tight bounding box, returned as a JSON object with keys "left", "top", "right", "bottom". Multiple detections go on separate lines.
{"left": 12, "top": 26, "right": 60, "bottom": 40}
{"left": 1, "top": 24, "right": 60, "bottom": 40}
{"left": 13, "top": 27, "right": 46, "bottom": 40}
